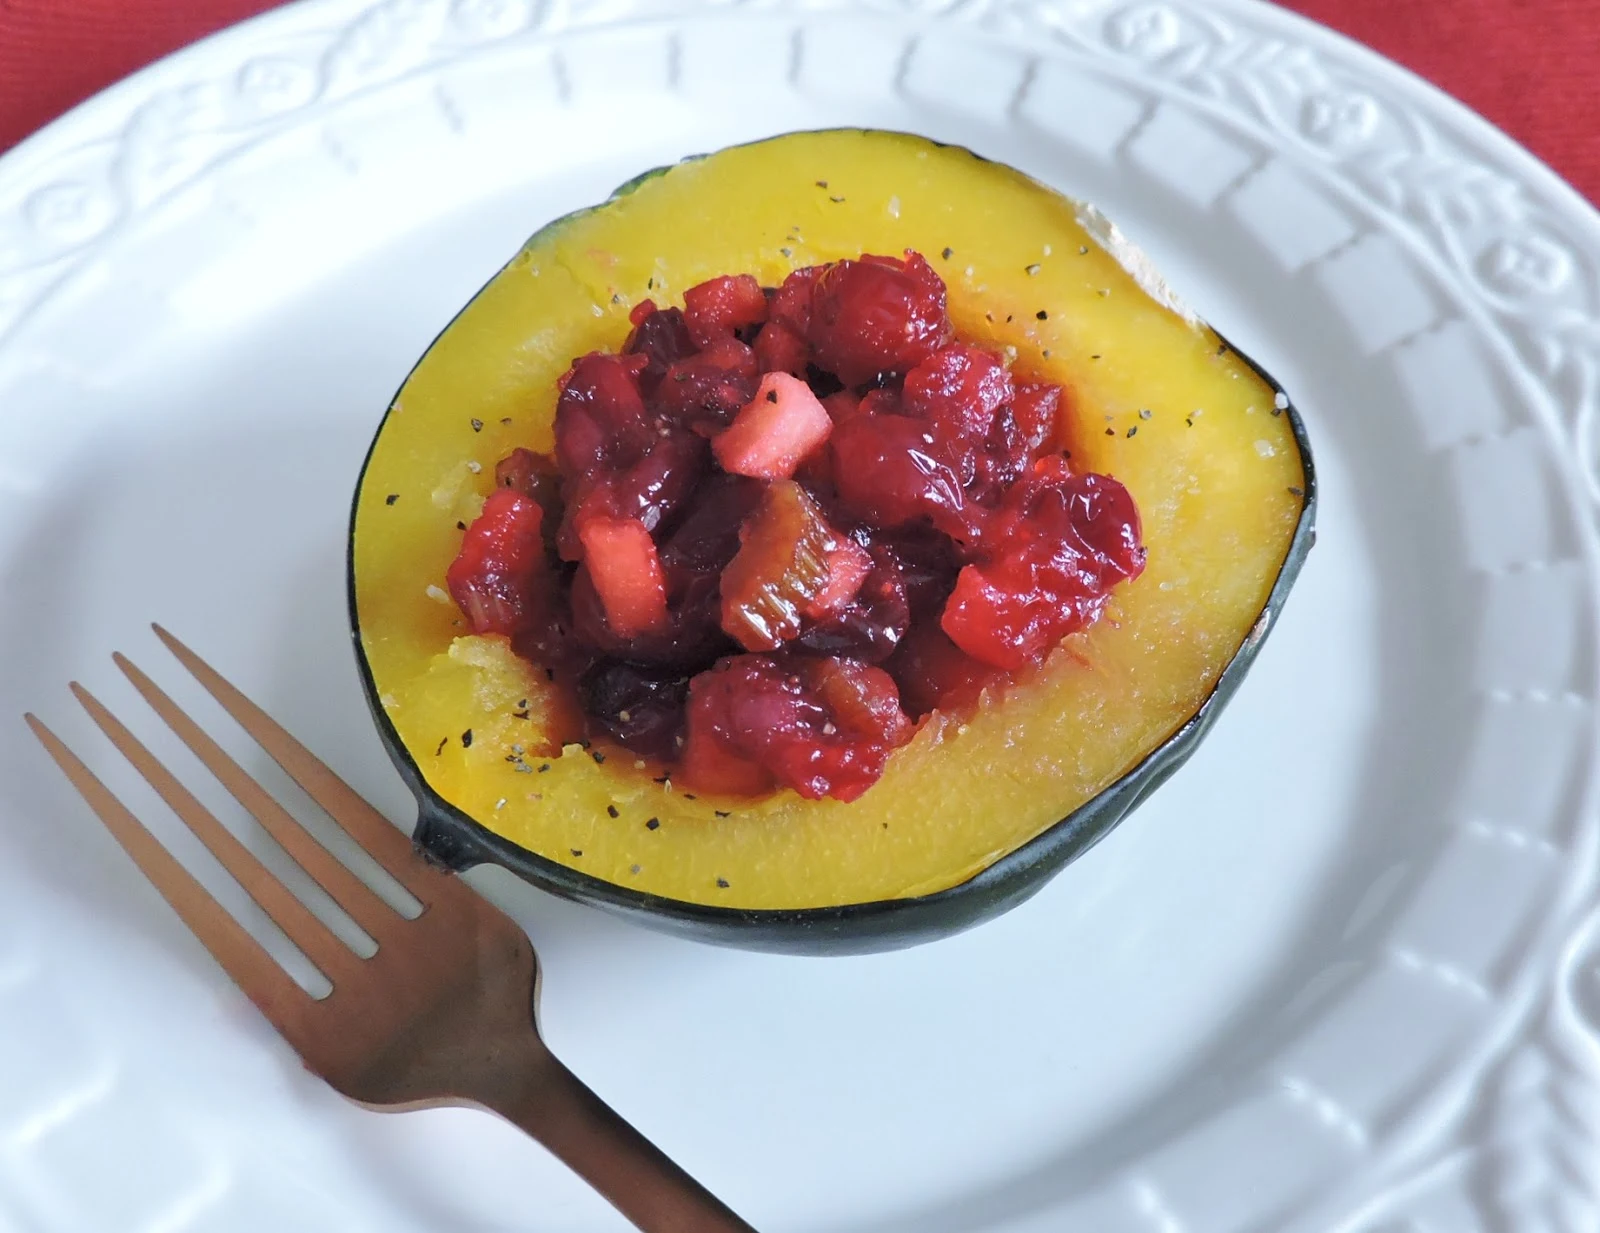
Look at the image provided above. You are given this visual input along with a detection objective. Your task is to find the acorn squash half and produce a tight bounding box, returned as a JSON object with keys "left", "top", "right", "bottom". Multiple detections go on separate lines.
{"left": 349, "top": 129, "right": 1314, "bottom": 953}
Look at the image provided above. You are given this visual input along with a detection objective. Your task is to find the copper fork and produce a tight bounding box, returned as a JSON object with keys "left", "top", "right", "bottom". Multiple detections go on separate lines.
{"left": 25, "top": 625, "right": 756, "bottom": 1233}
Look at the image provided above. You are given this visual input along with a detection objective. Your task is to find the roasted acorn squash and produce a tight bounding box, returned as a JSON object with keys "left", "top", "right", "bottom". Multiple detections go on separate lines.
{"left": 349, "top": 129, "right": 1314, "bottom": 952}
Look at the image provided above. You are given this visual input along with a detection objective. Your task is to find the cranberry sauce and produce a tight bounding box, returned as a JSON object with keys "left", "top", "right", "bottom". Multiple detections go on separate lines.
{"left": 448, "top": 250, "right": 1146, "bottom": 801}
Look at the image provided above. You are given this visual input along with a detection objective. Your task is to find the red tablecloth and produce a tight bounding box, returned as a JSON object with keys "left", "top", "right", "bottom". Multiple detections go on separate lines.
{"left": 1, "top": 0, "right": 1596, "bottom": 207}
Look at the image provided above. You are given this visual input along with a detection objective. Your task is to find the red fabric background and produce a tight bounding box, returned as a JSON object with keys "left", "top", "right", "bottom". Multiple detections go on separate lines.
{"left": 1, "top": 0, "right": 1595, "bottom": 206}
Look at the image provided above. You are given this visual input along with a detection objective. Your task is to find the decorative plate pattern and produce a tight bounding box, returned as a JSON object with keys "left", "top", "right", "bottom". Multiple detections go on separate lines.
{"left": 0, "top": 0, "right": 1596, "bottom": 1229}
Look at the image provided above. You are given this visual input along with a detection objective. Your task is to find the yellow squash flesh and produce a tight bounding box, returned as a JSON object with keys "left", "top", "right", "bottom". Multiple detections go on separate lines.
{"left": 351, "top": 130, "right": 1307, "bottom": 911}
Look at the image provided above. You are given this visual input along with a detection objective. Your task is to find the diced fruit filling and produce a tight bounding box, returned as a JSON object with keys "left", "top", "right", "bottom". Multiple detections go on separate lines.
{"left": 446, "top": 250, "right": 1146, "bottom": 801}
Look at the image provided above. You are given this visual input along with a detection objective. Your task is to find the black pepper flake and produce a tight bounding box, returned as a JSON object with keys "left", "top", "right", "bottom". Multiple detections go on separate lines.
{"left": 512, "top": 709, "right": 530, "bottom": 720}
{"left": 610, "top": 293, "right": 622, "bottom": 305}
{"left": 630, "top": 864, "right": 642, "bottom": 875}
{"left": 716, "top": 877, "right": 730, "bottom": 889}
{"left": 829, "top": 195, "right": 845, "bottom": 203}
{"left": 470, "top": 418, "right": 483, "bottom": 433}
{"left": 766, "top": 389, "right": 779, "bottom": 403}
{"left": 1006, "top": 314, "right": 1013, "bottom": 323}
{"left": 683, "top": 793, "right": 697, "bottom": 800}
{"left": 780, "top": 246, "right": 793, "bottom": 258}
{"left": 570, "top": 848, "right": 583, "bottom": 857}
{"left": 456, "top": 520, "right": 467, "bottom": 530}
{"left": 607, "top": 805, "right": 619, "bottom": 818}
{"left": 1025, "top": 263, "right": 1041, "bottom": 276}
{"left": 385, "top": 493, "right": 399, "bottom": 505}
{"left": 816, "top": 179, "right": 828, "bottom": 188}
{"left": 1079, "top": 245, "right": 1089, "bottom": 255}
{"left": 653, "top": 775, "right": 671, "bottom": 784}
{"left": 941, "top": 247, "right": 954, "bottom": 260}
{"left": 1186, "top": 417, "right": 1195, "bottom": 427}
{"left": 1270, "top": 406, "right": 1283, "bottom": 417}
{"left": 538, "top": 763, "right": 551, "bottom": 773}
{"left": 647, "top": 277, "right": 655, "bottom": 290}
{"left": 645, "top": 818, "right": 660, "bottom": 831}
{"left": 1127, "top": 425, "right": 1138, "bottom": 438}
{"left": 501, "top": 416, "right": 513, "bottom": 426}
{"left": 435, "top": 737, "right": 448, "bottom": 756}
{"left": 592, "top": 750, "right": 606, "bottom": 765}
{"left": 1091, "top": 354, "right": 1102, "bottom": 360}
{"left": 460, "top": 729, "right": 473, "bottom": 748}
{"left": 1288, "top": 485, "right": 1305, "bottom": 497}
{"left": 1042, "top": 349, "right": 1051, "bottom": 359}
{"left": 1105, "top": 427, "right": 1115, "bottom": 436}
{"left": 1139, "top": 408, "right": 1152, "bottom": 420}
{"left": 714, "top": 809, "right": 731, "bottom": 818}
{"left": 1036, "top": 310, "right": 1048, "bottom": 320}
{"left": 546, "top": 668, "right": 556, "bottom": 681}
{"left": 1217, "top": 342, "right": 1229, "bottom": 355}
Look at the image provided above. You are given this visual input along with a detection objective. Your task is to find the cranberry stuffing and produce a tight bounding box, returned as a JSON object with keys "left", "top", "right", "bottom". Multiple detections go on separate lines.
{"left": 808, "top": 252, "right": 951, "bottom": 386}
{"left": 445, "top": 249, "right": 1147, "bottom": 802}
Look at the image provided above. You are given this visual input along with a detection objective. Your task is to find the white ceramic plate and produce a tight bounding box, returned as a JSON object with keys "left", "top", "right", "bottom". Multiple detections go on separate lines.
{"left": 2, "top": 1, "right": 1598, "bottom": 1229}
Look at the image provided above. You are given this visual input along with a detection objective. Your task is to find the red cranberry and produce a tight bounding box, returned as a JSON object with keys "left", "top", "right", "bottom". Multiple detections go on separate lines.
{"left": 652, "top": 337, "right": 760, "bottom": 432}
{"left": 770, "top": 266, "right": 824, "bottom": 335}
{"left": 683, "top": 274, "right": 769, "bottom": 348}
{"left": 830, "top": 412, "right": 967, "bottom": 534}
{"left": 903, "top": 343, "right": 1014, "bottom": 449}
{"left": 753, "top": 321, "right": 811, "bottom": 377}
{"left": 554, "top": 352, "right": 654, "bottom": 477}
{"left": 808, "top": 252, "right": 952, "bottom": 386}
{"left": 624, "top": 306, "right": 698, "bottom": 395}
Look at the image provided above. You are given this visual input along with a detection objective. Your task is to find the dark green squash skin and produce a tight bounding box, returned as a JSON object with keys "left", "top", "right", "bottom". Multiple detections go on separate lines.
{"left": 347, "top": 143, "right": 1317, "bottom": 956}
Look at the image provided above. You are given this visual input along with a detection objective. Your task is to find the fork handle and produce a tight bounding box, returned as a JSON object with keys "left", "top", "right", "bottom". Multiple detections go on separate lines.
{"left": 492, "top": 1055, "right": 758, "bottom": 1232}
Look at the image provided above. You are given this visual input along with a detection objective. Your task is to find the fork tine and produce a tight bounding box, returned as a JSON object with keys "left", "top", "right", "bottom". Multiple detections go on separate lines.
{"left": 25, "top": 712, "right": 311, "bottom": 1027}
{"left": 69, "top": 682, "right": 359, "bottom": 984}
{"left": 113, "top": 653, "right": 403, "bottom": 944}
{"left": 151, "top": 625, "right": 435, "bottom": 902}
